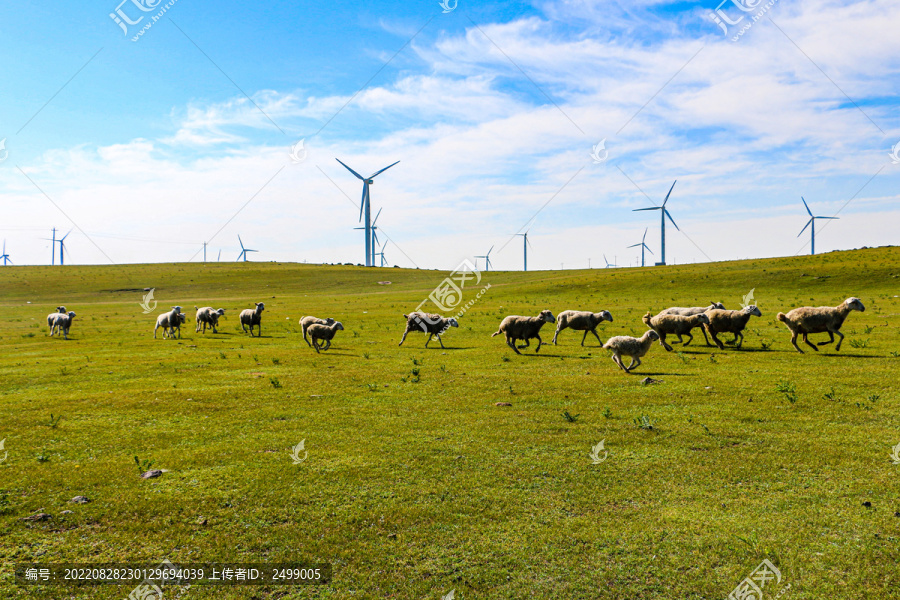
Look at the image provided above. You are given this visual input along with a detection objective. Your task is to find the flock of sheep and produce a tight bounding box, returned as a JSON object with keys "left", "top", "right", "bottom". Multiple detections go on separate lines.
{"left": 45, "top": 296, "right": 865, "bottom": 372}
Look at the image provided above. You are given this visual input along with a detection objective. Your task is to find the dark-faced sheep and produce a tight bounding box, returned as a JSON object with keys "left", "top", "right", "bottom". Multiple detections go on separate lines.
{"left": 659, "top": 302, "right": 725, "bottom": 346}
{"left": 307, "top": 321, "right": 344, "bottom": 353}
{"left": 300, "top": 316, "right": 335, "bottom": 346}
{"left": 602, "top": 330, "right": 660, "bottom": 373}
{"left": 777, "top": 297, "right": 865, "bottom": 353}
{"left": 491, "top": 310, "right": 555, "bottom": 355}
{"left": 552, "top": 310, "right": 613, "bottom": 346}
{"left": 49, "top": 311, "right": 77, "bottom": 340}
{"left": 705, "top": 306, "right": 762, "bottom": 349}
{"left": 240, "top": 302, "right": 265, "bottom": 337}
{"left": 642, "top": 311, "right": 710, "bottom": 351}
{"left": 154, "top": 306, "right": 184, "bottom": 339}
{"left": 399, "top": 312, "right": 459, "bottom": 348}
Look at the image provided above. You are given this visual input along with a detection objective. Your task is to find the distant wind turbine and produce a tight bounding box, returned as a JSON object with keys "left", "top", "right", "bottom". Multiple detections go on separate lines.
{"left": 513, "top": 232, "right": 531, "bottom": 271}
{"left": 375, "top": 240, "right": 388, "bottom": 267}
{"left": 603, "top": 254, "right": 617, "bottom": 268}
{"left": 236, "top": 235, "right": 258, "bottom": 262}
{"left": 633, "top": 180, "right": 679, "bottom": 266}
{"left": 58, "top": 230, "right": 71, "bottom": 265}
{"left": 336, "top": 158, "right": 400, "bottom": 267}
{"left": 217, "top": 249, "right": 222, "bottom": 262}
{"left": 0, "top": 240, "right": 11, "bottom": 265}
{"left": 475, "top": 245, "right": 494, "bottom": 272}
{"left": 355, "top": 207, "right": 383, "bottom": 265}
{"left": 628, "top": 227, "right": 654, "bottom": 267}
{"left": 798, "top": 197, "right": 837, "bottom": 255}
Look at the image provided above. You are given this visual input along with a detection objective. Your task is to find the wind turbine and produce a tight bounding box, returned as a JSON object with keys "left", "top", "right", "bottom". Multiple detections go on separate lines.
{"left": 355, "top": 207, "right": 383, "bottom": 264}
{"left": 336, "top": 158, "right": 400, "bottom": 267}
{"left": 375, "top": 240, "right": 388, "bottom": 267}
{"left": 236, "top": 235, "right": 258, "bottom": 262}
{"left": 475, "top": 245, "right": 494, "bottom": 271}
{"left": 798, "top": 197, "right": 837, "bottom": 255}
{"left": 633, "top": 180, "right": 679, "bottom": 266}
{"left": 0, "top": 240, "right": 11, "bottom": 265}
{"left": 514, "top": 232, "right": 531, "bottom": 271}
{"left": 57, "top": 230, "right": 71, "bottom": 265}
{"left": 217, "top": 249, "right": 222, "bottom": 262}
{"left": 44, "top": 228, "right": 57, "bottom": 265}
{"left": 628, "top": 227, "right": 654, "bottom": 267}
{"left": 603, "top": 254, "right": 618, "bottom": 268}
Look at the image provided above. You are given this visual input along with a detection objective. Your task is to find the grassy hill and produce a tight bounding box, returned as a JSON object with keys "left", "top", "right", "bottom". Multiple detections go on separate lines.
{"left": 1, "top": 247, "right": 898, "bottom": 599}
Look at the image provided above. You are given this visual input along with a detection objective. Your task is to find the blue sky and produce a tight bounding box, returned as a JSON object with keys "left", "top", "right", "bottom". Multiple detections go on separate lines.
{"left": 1, "top": 0, "right": 898, "bottom": 269}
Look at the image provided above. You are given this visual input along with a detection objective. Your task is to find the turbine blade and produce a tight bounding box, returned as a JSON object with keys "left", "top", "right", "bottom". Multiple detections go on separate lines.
{"left": 665, "top": 209, "right": 680, "bottom": 231}
{"left": 335, "top": 158, "right": 365, "bottom": 180}
{"left": 645, "top": 245, "right": 654, "bottom": 255}
{"left": 367, "top": 160, "right": 400, "bottom": 179}
{"left": 632, "top": 207, "right": 660, "bottom": 212}
{"left": 359, "top": 184, "right": 369, "bottom": 222}
{"left": 798, "top": 219, "right": 812, "bottom": 237}
{"left": 642, "top": 227, "right": 648, "bottom": 242}
{"left": 627, "top": 243, "right": 641, "bottom": 248}
{"left": 238, "top": 235, "right": 245, "bottom": 250}
{"left": 372, "top": 207, "right": 382, "bottom": 226}
{"left": 801, "top": 197, "right": 813, "bottom": 216}
{"left": 60, "top": 229, "right": 73, "bottom": 241}
{"left": 662, "top": 180, "right": 677, "bottom": 206}
{"left": 816, "top": 216, "right": 838, "bottom": 220}
{"left": 487, "top": 245, "right": 494, "bottom": 256}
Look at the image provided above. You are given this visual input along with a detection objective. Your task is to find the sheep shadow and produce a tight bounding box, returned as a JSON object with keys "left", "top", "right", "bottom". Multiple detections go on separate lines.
{"left": 818, "top": 353, "right": 881, "bottom": 359}
{"left": 626, "top": 371, "right": 692, "bottom": 377}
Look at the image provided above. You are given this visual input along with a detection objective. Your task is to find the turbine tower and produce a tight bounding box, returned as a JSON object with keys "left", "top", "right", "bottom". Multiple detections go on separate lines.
{"left": 236, "top": 235, "right": 258, "bottom": 262}
{"left": 514, "top": 232, "right": 531, "bottom": 271}
{"left": 0, "top": 240, "right": 11, "bottom": 265}
{"left": 57, "top": 230, "right": 71, "bottom": 265}
{"left": 355, "top": 207, "right": 383, "bottom": 264}
{"left": 475, "top": 245, "right": 494, "bottom": 272}
{"left": 798, "top": 197, "right": 837, "bottom": 255}
{"left": 633, "top": 180, "right": 679, "bottom": 266}
{"left": 45, "top": 228, "right": 57, "bottom": 265}
{"left": 628, "top": 227, "right": 654, "bottom": 267}
{"left": 336, "top": 158, "right": 400, "bottom": 267}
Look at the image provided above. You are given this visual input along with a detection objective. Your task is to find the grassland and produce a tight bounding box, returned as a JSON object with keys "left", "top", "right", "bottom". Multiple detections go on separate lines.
{"left": 0, "top": 247, "right": 898, "bottom": 599}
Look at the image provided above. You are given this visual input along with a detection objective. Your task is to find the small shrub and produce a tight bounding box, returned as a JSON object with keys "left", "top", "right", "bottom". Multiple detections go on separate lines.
{"left": 134, "top": 456, "right": 153, "bottom": 474}
{"left": 36, "top": 453, "right": 50, "bottom": 463}
{"left": 602, "top": 407, "right": 612, "bottom": 419}
{"left": 362, "top": 352, "right": 370, "bottom": 360}
{"left": 759, "top": 339, "right": 773, "bottom": 351}
{"left": 775, "top": 380, "right": 798, "bottom": 403}
{"left": 822, "top": 387, "right": 839, "bottom": 402}
{"left": 562, "top": 411, "right": 580, "bottom": 423}
{"left": 272, "top": 358, "right": 280, "bottom": 365}
{"left": 219, "top": 352, "right": 227, "bottom": 359}
{"left": 48, "top": 414, "right": 62, "bottom": 428}
{"left": 270, "top": 377, "right": 282, "bottom": 389}
{"left": 848, "top": 339, "right": 869, "bottom": 349}
{"left": 863, "top": 325, "right": 875, "bottom": 334}
{"left": 634, "top": 415, "right": 655, "bottom": 430}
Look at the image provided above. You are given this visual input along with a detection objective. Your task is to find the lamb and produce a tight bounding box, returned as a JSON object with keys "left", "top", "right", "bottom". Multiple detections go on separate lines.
{"left": 307, "top": 321, "right": 344, "bottom": 352}
{"left": 658, "top": 302, "right": 725, "bottom": 345}
{"left": 398, "top": 312, "right": 459, "bottom": 348}
{"left": 777, "top": 297, "right": 865, "bottom": 353}
{"left": 154, "top": 306, "right": 184, "bottom": 339}
{"left": 49, "top": 311, "right": 76, "bottom": 340}
{"left": 195, "top": 306, "right": 226, "bottom": 334}
{"left": 602, "top": 330, "right": 660, "bottom": 373}
{"left": 299, "top": 316, "right": 335, "bottom": 347}
{"left": 491, "top": 310, "right": 555, "bottom": 355}
{"left": 240, "top": 302, "right": 265, "bottom": 337}
{"left": 552, "top": 310, "right": 614, "bottom": 346}
{"left": 704, "top": 305, "right": 762, "bottom": 349}
{"left": 642, "top": 311, "right": 710, "bottom": 351}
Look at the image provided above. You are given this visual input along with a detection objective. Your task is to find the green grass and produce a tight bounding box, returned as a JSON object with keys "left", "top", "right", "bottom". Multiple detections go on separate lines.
{"left": 0, "top": 247, "right": 898, "bottom": 599}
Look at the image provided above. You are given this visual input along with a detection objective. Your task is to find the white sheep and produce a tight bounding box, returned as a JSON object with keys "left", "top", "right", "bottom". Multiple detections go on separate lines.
{"left": 49, "top": 311, "right": 77, "bottom": 340}
{"left": 602, "top": 330, "right": 660, "bottom": 373}
{"left": 46, "top": 306, "right": 68, "bottom": 335}
{"left": 704, "top": 305, "right": 762, "bottom": 349}
{"left": 552, "top": 310, "right": 613, "bottom": 346}
{"left": 777, "top": 297, "right": 865, "bottom": 353}
{"left": 195, "top": 306, "right": 226, "bottom": 333}
{"left": 658, "top": 302, "right": 725, "bottom": 346}
{"left": 299, "top": 316, "right": 335, "bottom": 347}
{"left": 154, "top": 306, "right": 184, "bottom": 339}
{"left": 307, "top": 321, "right": 344, "bottom": 352}
{"left": 491, "top": 310, "right": 555, "bottom": 354}
{"left": 398, "top": 312, "right": 459, "bottom": 348}
{"left": 642, "top": 311, "right": 710, "bottom": 351}
{"left": 240, "top": 302, "right": 265, "bottom": 337}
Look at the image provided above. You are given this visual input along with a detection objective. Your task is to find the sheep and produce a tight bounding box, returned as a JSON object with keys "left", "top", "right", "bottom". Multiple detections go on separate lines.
{"left": 240, "top": 302, "right": 265, "bottom": 337}
{"left": 704, "top": 305, "right": 762, "bottom": 349}
{"left": 299, "top": 316, "right": 335, "bottom": 347}
{"left": 154, "top": 306, "right": 184, "bottom": 339}
{"left": 398, "top": 312, "right": 459, "bottom": 348}
{"left": 47, "top": 306, "right": 68, "bottom": 334}
{"left": 552, "top": 310, "right": 613, "bottom": 346}
{"left": 491, "top": 310, "right": 555, "bottom": 355}
{"left": 642, "top": 311, "right": 710, "bottom": 351}
{"left": 658, "top": 302, "right": 726, "bottom": 346}
{"left": 195, "top": 306, "right": 226, "bottom": 334}
{"left": 777, "top": 297, "right": 865, "bottom": 353}
{"left": 307, "top": 321, "right": 344, "bottom": 353}
{"left": 49, "top": 311, "right": 76, "bottom": 340}
{"left": 602, "top": 330, "right": 660, "bottom": 373}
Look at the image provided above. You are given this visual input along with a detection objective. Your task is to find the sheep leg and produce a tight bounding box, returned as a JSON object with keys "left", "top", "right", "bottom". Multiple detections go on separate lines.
{"left": 660, "top": 334, "right": 673, "bottom": 352}
{"left": 735, "top": 332, "right": 744, "bottom": 348}
{"left": 817, "top": 331, "right": 835, "bottom": 347}
{"left": 628, "top": 356, "right": 640, "bottom": 371}
{"left": 832, "top": 330, "right": 845, "bottom": 351}
{"left": 425, "top": 334, "right": 432, "bottom": 348}
{"left": 437, "top": 334, "right": 445, "bottom": 349}
{"left": 312, "top": 339, "right": 321, "bottom": 353}
{"left": 506, "top": 335, "right": 522, "bottom": 355}
{"left": 683, "top": 332, "right": 693, "bottom": 347}
{"left": 552, "top": 326, "right": 563, "bottom": 345}
{"left": 701, "top": 325, "right": 713, "bottom": 346}
{"left": 534, "top": 334, "right": 543, "bottom": 352}
{"left": 611, "top": 353, "right": 626, "bottom": 372}
{"left": 304, "top": 328, "right": 312, "bottom": 347}
{"left": 709, "top": 330, "right": 725, "bottom": 350}
{"left": 518, "top": 339, "right": 530, "bottom": 349}
{"left": 789, "top": 331, "right": 804, "bottom": 353}
{"left": 399, "top": 330, "right": 409, "bottom": 346}
{"left": 802, "top": 333, "right": 818, "bottom": 352}
{"left": 321, "top": 339, "right": 331, "bottom": 351}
